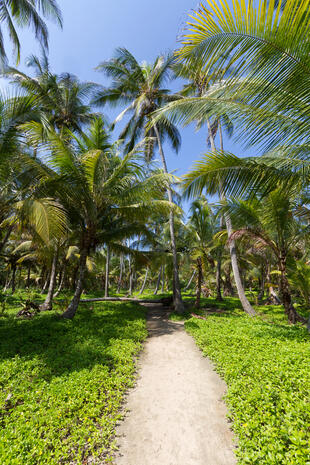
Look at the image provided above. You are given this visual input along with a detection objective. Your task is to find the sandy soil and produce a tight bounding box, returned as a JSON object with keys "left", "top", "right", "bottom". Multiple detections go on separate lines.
{"left": 113, "top": 303, "right": 236, "bottom": 465}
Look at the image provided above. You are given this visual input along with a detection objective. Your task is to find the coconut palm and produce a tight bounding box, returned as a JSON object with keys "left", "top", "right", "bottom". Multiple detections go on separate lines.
{"left": 25, "top": 117, "right": 176, "bottom": 318}
{"left": 0, "top": 0, "right": 62, "bottom": 66}
{"left": 93, "top": 48, "right": 185, "bottom": 312}
{"left": 219, "top": 191, "right": 307, "bottom": 323}
{"left": 6, "top": 51, "right": 97, "bottom": 139}
{"left": 186, "top": 197, "right": 217, "bottom": 307}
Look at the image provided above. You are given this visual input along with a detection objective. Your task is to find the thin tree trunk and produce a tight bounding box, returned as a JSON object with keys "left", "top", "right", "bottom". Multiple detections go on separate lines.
{"left": 185, "top": 270, "right": 196, "bottom": 291}
{"left": 161, "top": 265, "right": 165, "bottom": 293}
{"left": 54, "top": 266, "right": 65, "bottom": 298}
{"left": 216, "top": 217, "right": 224, "bottom": 301}
{"left": 105, "top": 245, "right": 110, "bottom": 298}
{"left": 154, "top": 124, "right": 184, "bottom": 314}
{"left": 210, "top": 119, "right": 256, "bottom": 316}
{"left": 257, "top": 265, "right": 265, "bottom": 302}
{"left": 62, "top": 244, "right": 88, "bottom": 319}
{"left": 128, "top": 256, "right": 134, "bottom": 296}
{"left": 278, "top": 254, "right": 304, "bottom": 324}
{"left": 195, "top": 257, "right": 203, "bottom": 308}
{"left": 11, "top": 264, "right": 16, "bottom": 294}
{"left": 139, "top": 267, "right": 149, "bottom": 295}
{"left": 154, "top": 266, "right": 162, "bottom": 295}
{"left": 41, "top": 273, "right": 49, "bottom": 294}
{"left": 40, "top": 251, "right": 58, "bottom": 311}
{"left": 26, "top": 264, "right": 31, "bottom": 289}
{"left": 117, "top": 254, "right": 124, "bottom": 293}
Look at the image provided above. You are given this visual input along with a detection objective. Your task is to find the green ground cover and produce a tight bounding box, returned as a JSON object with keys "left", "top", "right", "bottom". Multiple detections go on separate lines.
{"left": 184, "top": 298, "right": 310, "bottom": 465}
{"left": 0, "top": 292, "right": 147, "bottom": 465}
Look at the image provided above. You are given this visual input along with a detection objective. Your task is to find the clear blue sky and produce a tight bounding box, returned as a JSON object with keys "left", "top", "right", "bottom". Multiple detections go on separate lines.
{"left": 2, "top": 0, "right": 255, "bottom": 204}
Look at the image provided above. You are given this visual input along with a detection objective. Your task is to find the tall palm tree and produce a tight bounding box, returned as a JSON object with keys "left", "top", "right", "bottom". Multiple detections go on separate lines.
{"left": 219, "top": 191, "right": 307, "bottom": 323}
{"left": 6, "top": 51, "right": 97, "bottom": 139}
{"left": 186, "top": 197, "right": 217, "bottom": 307}
{"left": 0, "top": 0, "right": 62, "bottom": 66}
{"left": 93, "top": 48, "right": 185, "bottom": 313}
{"left": 25, "top": 117, "right": 176, "bottom": 318}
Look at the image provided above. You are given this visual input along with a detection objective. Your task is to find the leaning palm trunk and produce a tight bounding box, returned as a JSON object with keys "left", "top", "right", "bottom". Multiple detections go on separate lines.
{"left": 40, "top": 251, "right": 58, "bottom": 311}
{"left": 63, "top": 241, "right": 88, "bottom": 319}
{"left": 105, "top": 245, "right": 110, "bottom": 298}
{"left": 210, "top": 120, "right": 256, "bottom": 316}
{"left": 139, "top": 267, "right": 149, "bottom": 295}
{"left": 154, "top": 124, "right": 184, "bottom": 313}
{"left": 54, "top": 266, "right": 65, "bottom": 298}
{"left": 185, "top": 270, "right": 196, "bottom": 291}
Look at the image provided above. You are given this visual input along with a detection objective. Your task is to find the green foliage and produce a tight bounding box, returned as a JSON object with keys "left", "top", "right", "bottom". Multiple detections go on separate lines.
{"left": 0, "top": 298, "right": 147, "bottom": 464}
{"left": 185, "top": 301, "right": 310, "bottom": 464}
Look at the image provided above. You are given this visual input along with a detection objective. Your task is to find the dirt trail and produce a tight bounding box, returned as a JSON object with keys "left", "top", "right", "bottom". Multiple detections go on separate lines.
{"left": 114, "top": 303, "right": 236, "bottom": 465}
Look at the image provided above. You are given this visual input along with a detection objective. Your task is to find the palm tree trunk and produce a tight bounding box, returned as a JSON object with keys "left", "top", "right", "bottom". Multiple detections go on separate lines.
{"left": 62, "top": 244, "right": 88, "bottom": 319}
{"left": 185, "top": 270, "right": 196, "bottom": 291}
{"left": 128, "top": 256, "right": 133, "bottom": 296}
{"left": 210, "top": 119, "right": 256, "bottom": 316}
{"left": 161, "top": 265, "right": 165, "bottom": 293}
{"left": 154, "top": 266, "right": 162, "bottom": 295}
{"left": 26, "top": 264, "right": 31, "bottom": 288}
{"left": 278, "top": 254, "right": 304, "bottom": 324}
{"left": 54, "top": 266, "right": 65, "bottom": 298}
{"left": 40, "top": 251, "right": 58, "bottom": 311}
{"left": 195, "top": 257, "right": 203, "bottom": 308}
{"left": 257, "top": 265, "right": 265, "bottom": 302}
{"left": 105, "top": 245, "right": 110, "bottom": 298}
{"left": 11, "top": 263, "right": 17, "bottom": 294}
{"left": 154, "top": 124, "right": 184, "bottom": 313}
{"left": 216, "top": 254, "right": 223, "bottom": 301}
{"left": 41, "top": 273, "right": 50, "bottom": 294}
{"left": 139, "top": 267, "right": 149, "bottom": 295}
{"left": 117, "top": 254, "right": 124, "bottom": 293}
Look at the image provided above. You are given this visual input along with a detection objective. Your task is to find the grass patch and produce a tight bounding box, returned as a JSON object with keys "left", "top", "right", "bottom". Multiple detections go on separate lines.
{"left": 0, "top": 296, "right": 147, "bottom": 464}
{"left": 185, "top": 299, "right": 310, "bottom": 464}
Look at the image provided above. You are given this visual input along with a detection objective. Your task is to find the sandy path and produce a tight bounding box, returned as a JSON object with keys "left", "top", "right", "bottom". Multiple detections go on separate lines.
{"left": 114, "top": 303, "right": 236, "bottom": 465}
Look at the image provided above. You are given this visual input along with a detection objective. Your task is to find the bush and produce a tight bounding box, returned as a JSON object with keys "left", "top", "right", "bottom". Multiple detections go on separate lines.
{"left": 0, "top": 301, "right": 147, "bottom": 464}
{"left": 185, "top": 305, "right": 310, "bottom": 465}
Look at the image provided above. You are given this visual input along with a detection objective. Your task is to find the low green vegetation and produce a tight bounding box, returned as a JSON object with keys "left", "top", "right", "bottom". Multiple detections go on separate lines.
{"left": 0, "top": 295, "right": 147, "bottom": 465}
{"left": 184, "top": 298, "right": 310, "bottom": 465}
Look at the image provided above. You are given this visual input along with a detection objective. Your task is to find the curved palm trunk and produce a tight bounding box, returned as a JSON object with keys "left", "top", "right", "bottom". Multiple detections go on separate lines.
{"left": 139, "top": 267, "right": 149, "bottom": 295}
{"left": 195, "top": 257, "right": 203, "bottom": 308}
{"left": 210, "top": 120, "right": 256, "bottom": 316}
{"left": 105, "top": 245, "right": 110, "bottom": 298}
{"left": 40, "top": 251, "right": 58, "bottom": 311}
{"left": 185, "top": 270, "right": 196, "bottom": 291}
{"left": 154, "top": 124, "right": 184, "bottom": 313}
{"left": 54, "top": 266, "right": 65, "bottom": 298}
{"left": 63, "top": 240, "right": 88, "bottom": 319}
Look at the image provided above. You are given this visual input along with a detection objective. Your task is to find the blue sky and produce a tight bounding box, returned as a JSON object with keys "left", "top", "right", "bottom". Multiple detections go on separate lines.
{"left": 1, "top": 0, "right": 255, "bottom": 204}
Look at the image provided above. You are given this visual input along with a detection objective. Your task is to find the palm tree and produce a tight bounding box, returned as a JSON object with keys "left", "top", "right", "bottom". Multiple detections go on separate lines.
{"left": 26, "top": 117, "right": 176, "bottom": 318}
{"left": 6, "top": 51, "right": 97, "bottom": 138}
{"left": 186, "top": 197, "right": 217, "bottom": 307}
{"left": 0, "top": 0, "right": 62, "bottom": 66}
{"left": 93, "top": 48, "right": 185, "bottom": 313}
{"left": 219, "top": 191, "right": 307, "bottom": 323}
